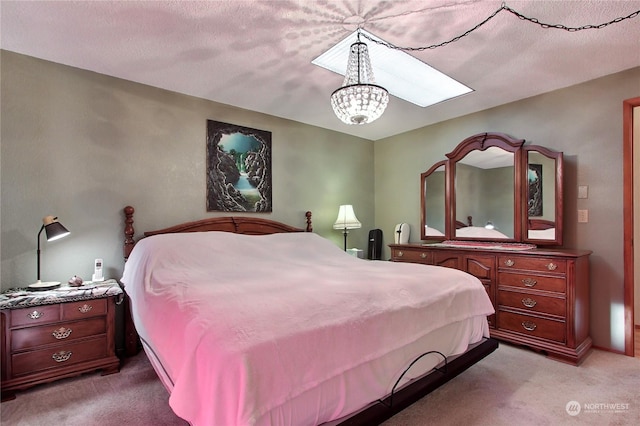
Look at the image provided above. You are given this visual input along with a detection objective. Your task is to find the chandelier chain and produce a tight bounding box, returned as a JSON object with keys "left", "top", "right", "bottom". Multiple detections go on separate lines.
{"left": 358, "top": 2, "right": 640, "bottom": 51}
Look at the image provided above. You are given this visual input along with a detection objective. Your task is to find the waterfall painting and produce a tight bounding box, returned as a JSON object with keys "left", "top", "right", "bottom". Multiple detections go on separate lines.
{"left": 206, "top": 120, "right": 272, "bottom": 212}
{"left": 527, "top": 163, "right": 543, "bottom": 217}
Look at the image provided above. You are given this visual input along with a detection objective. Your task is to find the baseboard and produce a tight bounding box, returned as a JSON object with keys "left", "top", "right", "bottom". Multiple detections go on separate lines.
{"left": 591, "top": 344, "right": 626, "bottom": 355}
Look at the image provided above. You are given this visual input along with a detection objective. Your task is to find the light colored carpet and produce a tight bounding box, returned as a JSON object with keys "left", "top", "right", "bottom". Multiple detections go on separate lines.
{"left": 2, "top": 343, "right": 638, "bottom": 425}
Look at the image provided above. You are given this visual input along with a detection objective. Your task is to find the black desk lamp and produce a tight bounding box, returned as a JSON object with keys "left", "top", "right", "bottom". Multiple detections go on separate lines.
{"left": 32, "top": 215, "right": 70, "bottom": 287}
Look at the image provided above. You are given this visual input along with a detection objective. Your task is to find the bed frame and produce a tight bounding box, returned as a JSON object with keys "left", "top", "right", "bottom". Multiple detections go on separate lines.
{"left": 528, "top": 218, "right": 555, "bottom": 230}
{"left": 121, "top": 205, "right": 498, "bottom": 425}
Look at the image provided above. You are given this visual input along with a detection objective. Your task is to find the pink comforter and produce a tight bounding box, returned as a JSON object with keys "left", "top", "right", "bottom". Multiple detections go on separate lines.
{"left": 122, "top": 231, "right": 494, "bottom": 425}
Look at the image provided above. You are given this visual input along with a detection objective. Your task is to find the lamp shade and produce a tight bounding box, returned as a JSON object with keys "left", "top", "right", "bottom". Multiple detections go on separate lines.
{"left": 43, "top": 216, "right": 70, "bottom": 241}
{"left": 333, "top": 205, "right": 362, "bottom": 230}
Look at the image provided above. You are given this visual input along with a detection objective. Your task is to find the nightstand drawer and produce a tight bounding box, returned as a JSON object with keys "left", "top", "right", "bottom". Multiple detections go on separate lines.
{"left": 498, "top": 256, "right": 566, "bottom": 273}
{"left": 392, "top": 249, "right": 432, "bottom": 264}
{"left": 10, "top": 305, "right": 61, "bottom": 327}
{"left": 497, "top": 311, "right": 566, "bottom": 343}
{"left": 498, "top": 272, "right": 566, "bottom": 293}
{"left": 62, "top": 299, "right": 107, "bottom": 320}
{"left": 12, "top": 318, "right": 107, "bottom": 351}
{"left": 12, "top": 336, "right": 108, "bottom": 376}
{"left": 498, "top": 290, "right": 565, "bottom": 317}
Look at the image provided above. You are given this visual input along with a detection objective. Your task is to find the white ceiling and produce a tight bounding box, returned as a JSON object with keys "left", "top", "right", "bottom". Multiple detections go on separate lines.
{"left": 2, "top": 0, "right": 639, "bottom": 141}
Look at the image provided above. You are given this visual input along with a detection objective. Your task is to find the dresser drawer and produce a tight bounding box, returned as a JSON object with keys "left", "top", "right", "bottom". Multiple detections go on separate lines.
{"left": 10, "top": 305, "right": 61, "bottom": 327}
{"left": 498, "top": 272, "right": 567, "bottom": 293}
{"left": 497, "top": 311, "right": 566, "bottom": 343}
{"left": 62, "top": 299, "right": 107, "bottom": 320}
{"left": 498, "top": 290, "right": 566, "bottom": 317}
{"left": 11, "top": 318, "right": 107, "bottom": 351}
{"left": 392, "top": 249, "right": 431, "bottom": 264}
{"left": 498, "top": 256, "right": 566, "bottom": 273}
{"left": 11, "top": 336, "right": 108, "bottom": 376}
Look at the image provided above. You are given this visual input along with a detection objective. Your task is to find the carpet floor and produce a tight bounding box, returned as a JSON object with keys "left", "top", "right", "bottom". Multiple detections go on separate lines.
{"left": 2, "top": 342, "right": 638, "bottom": 425}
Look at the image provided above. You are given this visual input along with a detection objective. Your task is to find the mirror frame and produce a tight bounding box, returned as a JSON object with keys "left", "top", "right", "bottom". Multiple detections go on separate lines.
{"left": 420, "top": 160, "right": 447, "bottom": 241}
{"left": 447, "top": 133, "right": 524, "bottom": 242}
{"left": 420, "top": 132, "right": 564, "bottom": 246}
{"left": 523, "top": 145, "right": 564, "bottom": 246}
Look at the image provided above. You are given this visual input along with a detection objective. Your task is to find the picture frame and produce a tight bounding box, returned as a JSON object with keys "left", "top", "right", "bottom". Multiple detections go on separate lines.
{"left": 528, "top": 163, "right": 543, "bottom": 217}
{"left": 206, "top": 120, "right": 272, "bottom": 212}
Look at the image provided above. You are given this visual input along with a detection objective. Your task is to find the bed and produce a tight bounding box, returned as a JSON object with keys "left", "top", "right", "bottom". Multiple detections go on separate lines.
{"left": 455, "top": 216, "right": 510, "bottom": 239}
{"left": 527, "top": 218, "right": 556, "bottom": 240}
{"left": 120, "top": 206, "right": 497, "bottom": 426}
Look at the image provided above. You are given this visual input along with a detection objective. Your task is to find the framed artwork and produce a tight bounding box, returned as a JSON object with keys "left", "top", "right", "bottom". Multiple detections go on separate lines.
{"left": 206, "top": 120, "right": 272, "bottom": 212}
{"left": 528, "top": 163, "right": 542, "bottom": 217}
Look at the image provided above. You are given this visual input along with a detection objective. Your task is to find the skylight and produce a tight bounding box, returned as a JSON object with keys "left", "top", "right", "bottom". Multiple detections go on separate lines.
{"left": 312, "top": 29, "right": 473, "bottom": 108}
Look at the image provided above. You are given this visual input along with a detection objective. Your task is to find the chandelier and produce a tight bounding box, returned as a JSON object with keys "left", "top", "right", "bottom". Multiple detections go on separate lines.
{"left": 330, "top": 31, "right": 389, "bottom": 125}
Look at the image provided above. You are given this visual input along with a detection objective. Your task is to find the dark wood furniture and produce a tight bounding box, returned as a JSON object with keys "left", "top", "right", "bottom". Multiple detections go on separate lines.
{"left": 1, "top": 281, "right": 122, "bottom": 401}
{"left": 390, "top": 243, "right": 591, "bottom": 365}
{"left": 121, "top": 206, "right": 497, "bottom": 425}
{"left": 421, "top": 132, "right": 564, "bottom": 246}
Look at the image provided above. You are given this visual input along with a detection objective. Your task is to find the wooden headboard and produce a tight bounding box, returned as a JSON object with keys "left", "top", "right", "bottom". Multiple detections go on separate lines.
{"left": 528, "top": 218, "right": 555, "bottom": 230}
{"left": 455, "top": 215, "right": 474, "bottom": 229}
{"left": 123, "top": 206, "right": 313, "bottom": 260}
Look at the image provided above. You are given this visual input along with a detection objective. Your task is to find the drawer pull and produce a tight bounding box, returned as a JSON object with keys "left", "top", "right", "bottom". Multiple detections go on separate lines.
{"left": 420, "top": 253, "right": 427, "bottom": 259}
{"left": 547, "top": 262, "right": 558, "bottom": 271}
{"left": 52, "top": 351, "right": 72, "bottom": 363}
{"left": 504, "top": 259, "right": 515, "bottom": 267}
{"left": 78, "top": 304, "right": 93, "bottom": 313}
{"left": 521, "top": 321, "right": 537, "bottom": 331}
{"left": 52, "top": 327, "right": 72, "bottom": 339}
{"left": 522, "top": 298, "right": 537, "bottom": 308}
{"left": 28, "top": 310, "right": 44, "bottom": 320}
{"left": 521, "top": 278, "right": 537, "bottom": 287}
{"left": 397, "top": 251, "right": 404, "bottom": 257}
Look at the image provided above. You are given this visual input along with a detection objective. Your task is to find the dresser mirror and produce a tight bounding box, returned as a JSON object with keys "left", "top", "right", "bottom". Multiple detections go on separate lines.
{"left": 524, "top": 145, "right": 563, "bottom": 245}
{"left": 420, "top": 161, "right": 446, "bottom": 240}
{"left": 453, "top": 146, "right": 517, "bottom": 240}
{"left": 420, "top": 132, "right": 563, "bottom": 246}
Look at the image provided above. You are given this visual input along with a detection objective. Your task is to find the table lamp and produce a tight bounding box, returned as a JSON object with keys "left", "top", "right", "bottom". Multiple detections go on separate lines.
{"left": 333, "top": 205, "right": 361, "bottom": 251}
{"left": 31, "top": 215, "right": 70, "bottom": 288}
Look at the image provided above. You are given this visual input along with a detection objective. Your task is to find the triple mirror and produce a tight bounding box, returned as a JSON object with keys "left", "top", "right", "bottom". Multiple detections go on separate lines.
{"left": 421, "top": 132, "right": 563, "bottom": 246}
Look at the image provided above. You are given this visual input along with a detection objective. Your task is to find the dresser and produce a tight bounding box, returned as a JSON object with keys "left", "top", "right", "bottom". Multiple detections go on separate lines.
{"left": 389, "top": 244, "right": 592, "bottom": 365}
{"left": 1, "top": 281, "right": 122, "bottom": 400}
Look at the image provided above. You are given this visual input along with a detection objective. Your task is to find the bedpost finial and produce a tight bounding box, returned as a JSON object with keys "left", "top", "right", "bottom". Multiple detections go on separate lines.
{"left": 305, "top": 211, "right": 313, "bottom": 232}
{"left": 124, "top": 206, "right": 135, "bottom": 260}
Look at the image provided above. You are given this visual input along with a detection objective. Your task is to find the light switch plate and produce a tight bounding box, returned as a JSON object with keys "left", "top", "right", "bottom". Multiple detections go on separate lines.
{"left": 578, "top": 209, "right": 589, "bottom": 223}
{"left": 578, "top": 185, "right": 588, "bottom": 199}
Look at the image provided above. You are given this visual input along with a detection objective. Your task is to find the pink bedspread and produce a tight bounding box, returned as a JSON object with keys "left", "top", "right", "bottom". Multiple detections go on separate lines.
{"left": 122, "top": 231, "right": 494, "bottom": 425}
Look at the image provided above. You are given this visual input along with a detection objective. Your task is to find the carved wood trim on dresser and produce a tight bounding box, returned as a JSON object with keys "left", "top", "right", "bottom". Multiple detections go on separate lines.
{"left": 390, "top": 244, "right": 592, "bottom": 365}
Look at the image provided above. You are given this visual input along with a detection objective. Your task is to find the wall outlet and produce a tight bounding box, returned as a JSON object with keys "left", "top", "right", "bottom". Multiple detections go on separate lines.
{"left": 578, "top": 185, "right": 589, "bottom": 199}
{"left": 577, "top": 209, "right": 589, "bottom": 223}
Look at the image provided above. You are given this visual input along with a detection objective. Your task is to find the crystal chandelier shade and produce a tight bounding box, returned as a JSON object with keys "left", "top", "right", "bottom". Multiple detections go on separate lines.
{"left": 330, "top": 39, "right": 389, "bottom": 125}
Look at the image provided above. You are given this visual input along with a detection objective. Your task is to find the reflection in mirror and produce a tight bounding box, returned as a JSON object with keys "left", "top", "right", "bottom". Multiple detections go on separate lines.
{"left": 527, "top": 150, "right": 557, "bottom": 241}
{"left": 422, "top": 164, "right": 446, "bottom": 239}
{"left": 455, "top": 147, "right": 514, "bottom": 239}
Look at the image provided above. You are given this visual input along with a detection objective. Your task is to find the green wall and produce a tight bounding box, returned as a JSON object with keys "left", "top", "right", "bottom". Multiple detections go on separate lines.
{"left": 1, "top": 51, "right": 374, "bottom": 288}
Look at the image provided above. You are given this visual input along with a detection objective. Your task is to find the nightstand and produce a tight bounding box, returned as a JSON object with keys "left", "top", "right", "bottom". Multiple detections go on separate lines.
{"left": 1, "top": 280, "right": 122, "bottom": 401}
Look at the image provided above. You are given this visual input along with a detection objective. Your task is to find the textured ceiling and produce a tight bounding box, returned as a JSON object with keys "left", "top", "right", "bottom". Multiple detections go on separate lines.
{"left": 2, "top": 0, "right": 639, "bottom": 140}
